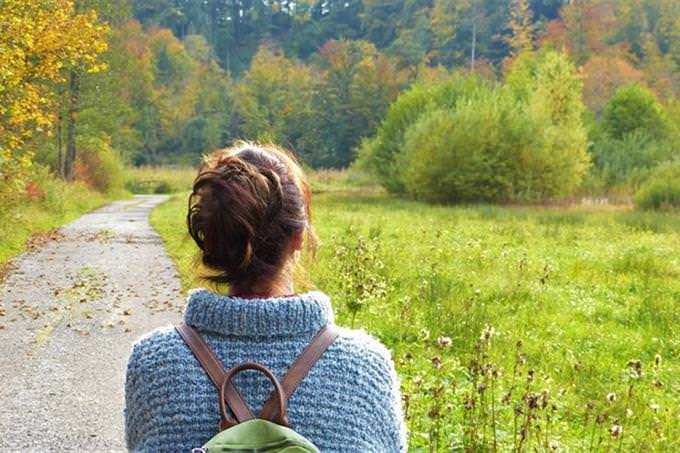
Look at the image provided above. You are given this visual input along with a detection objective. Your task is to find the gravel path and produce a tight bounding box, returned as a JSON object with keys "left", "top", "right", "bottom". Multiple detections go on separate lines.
{"left": 0, "top": 195, "right": 184, "bottom": 452}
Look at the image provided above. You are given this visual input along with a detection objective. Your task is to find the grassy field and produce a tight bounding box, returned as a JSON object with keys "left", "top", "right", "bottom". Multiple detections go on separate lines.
{"left": 151, "top": 190, "right": 679, "bottom": 452}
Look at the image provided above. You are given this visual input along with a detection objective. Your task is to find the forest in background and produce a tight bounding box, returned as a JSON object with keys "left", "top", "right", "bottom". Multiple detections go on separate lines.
{"left": 2, "top": 0, "right": 680, "bottom": 207}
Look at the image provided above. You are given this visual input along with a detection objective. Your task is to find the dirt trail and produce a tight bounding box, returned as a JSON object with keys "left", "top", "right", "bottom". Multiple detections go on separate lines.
{"left": 0, "top": 195, "right": 184, "bottom": 452}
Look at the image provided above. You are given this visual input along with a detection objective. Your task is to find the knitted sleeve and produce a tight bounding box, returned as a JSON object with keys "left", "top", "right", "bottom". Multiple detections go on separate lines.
{"left": 370, "top": 340, "right": 408, "bottom": 452}
{"left": 124, "top": 339, "right": 145, "bottom": 450}
{"left": 338, "top": 329, "right": 408, "bottom": 453}
{"left": 389, "top": 357, "right": 409, "bottom": 452}
{"left": 124, "top": 330, "right": 174, "bottom": 452}
{"left": 124, "top": 342, "right": 152, "bottom": 451}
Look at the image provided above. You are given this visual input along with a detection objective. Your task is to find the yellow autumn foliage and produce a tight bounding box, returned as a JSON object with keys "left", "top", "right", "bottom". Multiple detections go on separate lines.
{"left": 0, "top": 0, "right": 108, "bottom": 204}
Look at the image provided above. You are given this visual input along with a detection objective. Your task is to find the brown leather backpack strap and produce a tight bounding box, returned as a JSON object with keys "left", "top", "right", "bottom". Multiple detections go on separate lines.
{"left": 174, "top": 322, "right": 254, "bottom": 423}
{"left": 259, "top": 324, "right": 340, "bottom": 421}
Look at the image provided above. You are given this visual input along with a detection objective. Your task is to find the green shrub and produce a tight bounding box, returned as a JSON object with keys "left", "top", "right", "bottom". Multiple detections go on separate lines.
{"left": 602, "top": 84, "right": 668, "bottom": 141}
{"left": 635, "top": 162, "right": 680, "bottom": 210}
{"left": 586, "top": 85, "right": 676, "bottom": 195}
{"left": 73, "top": 137, "right": 125, "bottom": 193}
{"left": 400, "top": 96, "right": 522, "bottom": 203}
{"left": 357, "top": 74, "right": 489, "bottom": 193}
{"left": 590, "top": 133, "right": 671, "bottom": 188}
{"left": 361, "top": 51, "right": 589, "bottom": 203}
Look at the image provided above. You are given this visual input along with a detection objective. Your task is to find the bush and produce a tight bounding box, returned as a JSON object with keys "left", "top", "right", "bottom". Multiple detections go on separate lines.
{"left": 602, "top": 84, "right": 667, "bottom": 141}
{"left": 357, "top": 75, "right": 489, "bottom": 193}
{"left": 590, "top": 133, "right": 672, "bottom": 188}
{"left": 400, "top": 95, "right": 523, "bottom": 203}
{"left": 587, "top": 85, "right": 675, "bottom": 194}
{"left": 73, "top": 137, "right": 124, "bottom": 193}
{"left": 635, "top": 162, "right": 680, "bottom": 210}
{"left": 361, "top": 51, "right": 589, "bottom": 203}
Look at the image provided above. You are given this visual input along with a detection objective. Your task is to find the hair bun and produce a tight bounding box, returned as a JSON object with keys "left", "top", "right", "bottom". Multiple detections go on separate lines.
{"left": 187, "top": 144, "right": 316, "bottom": 287}
{"left": 259, "top": 167, "right": 284, "bottom": 225}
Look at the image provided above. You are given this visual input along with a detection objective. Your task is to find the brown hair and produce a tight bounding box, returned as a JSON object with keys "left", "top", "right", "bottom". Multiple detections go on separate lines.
{"left": 187, "top": 142, "right": 316, "bottom": 291}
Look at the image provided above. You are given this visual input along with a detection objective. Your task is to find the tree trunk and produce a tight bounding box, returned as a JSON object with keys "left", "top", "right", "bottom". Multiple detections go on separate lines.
{"left": 57, "top": 113, "right": 63, "bottom": 178}
{"left": 64, "top": 70, "right": 80, "bottom": 181}
{"left": 471, "top": 20, "right": 477, "bottom": 71}
{"left": 471, "top": 0, "right": 478, "bottom": 72}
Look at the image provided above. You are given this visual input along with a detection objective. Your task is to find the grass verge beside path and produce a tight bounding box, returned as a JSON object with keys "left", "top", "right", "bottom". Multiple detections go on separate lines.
{"left": 151, "top": 191, "right": 679, "bottom": 451}
{"left": 149, "top": 192, "right": 196, "bottom": 291}
{"left": 0, "top": 182, "right": 126, "bottom": 268}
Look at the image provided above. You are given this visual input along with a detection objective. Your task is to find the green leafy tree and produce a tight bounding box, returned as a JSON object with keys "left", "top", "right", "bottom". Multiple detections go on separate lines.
{"left": 520, "top": 51, "right": 590, "bottom": 198}
{"left": 306, "top": 40, "right": 403, "bottom": 167}
{"left": 602, "top": 84, "right": 667, "bottom": 140}
{"left": 236, "top": 46, "right": 314, "bottom": 156}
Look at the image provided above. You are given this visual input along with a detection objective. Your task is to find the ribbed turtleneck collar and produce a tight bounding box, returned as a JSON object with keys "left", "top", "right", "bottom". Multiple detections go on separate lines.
{"left": 183, "top": 289, "right": 334, "bottom": 337}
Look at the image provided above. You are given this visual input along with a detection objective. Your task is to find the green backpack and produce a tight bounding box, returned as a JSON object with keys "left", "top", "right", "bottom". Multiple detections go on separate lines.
{"left": 176, "top": 323, "right": 338, "bottom": 453}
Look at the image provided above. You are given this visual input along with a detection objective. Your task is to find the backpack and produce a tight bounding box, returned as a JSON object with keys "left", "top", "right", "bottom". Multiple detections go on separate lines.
{"left": 175, "top": 322, "right": 339, "bottom": 453}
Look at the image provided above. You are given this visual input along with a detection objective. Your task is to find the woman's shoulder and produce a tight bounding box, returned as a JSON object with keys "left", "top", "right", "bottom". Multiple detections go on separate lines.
{"left": 327, "top": 325, "right": 398, "bottom": 380}
{"left": 126, "top": 325, "right": 185, "bottom": 374}
{"left": 131, "top": 324, "right": 181, "bottom": 350}
{"left": 333, "top": 326, "right": 393, "bottom": 358}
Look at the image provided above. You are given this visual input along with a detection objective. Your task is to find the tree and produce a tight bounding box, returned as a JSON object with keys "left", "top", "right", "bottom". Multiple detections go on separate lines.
{"left": 0, "top": 0, "right": 108, "bottom": 195}
{"left": 235, "top": 46, "right": 313, "bottom": 156}
{"left": 505, "top": 0, "right": 534, "bottom": 57}
{"left": 61, "top": 0, "right": 128, "bottom": 181}
{"left": 602, "top": 84, "right": 667, "bottom": 140}
{"left": 305, "top": 40, "right": 403, "bottom": 167}
{"left": 522, "top": 50, "right": 590, "bottom": 198}
{"left": 581, "top": 56, "right": 643, "bottom": 112}
{"left": 559, "top": 0, "right": 619, "bottom": 64}
{"left": 430, "top": 0, "right": 459, "bottom": 66}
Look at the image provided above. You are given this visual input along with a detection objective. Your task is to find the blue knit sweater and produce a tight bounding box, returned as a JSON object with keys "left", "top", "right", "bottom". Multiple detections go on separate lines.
{"left": 124, "top": 289, "right": 407, "bottom": 452}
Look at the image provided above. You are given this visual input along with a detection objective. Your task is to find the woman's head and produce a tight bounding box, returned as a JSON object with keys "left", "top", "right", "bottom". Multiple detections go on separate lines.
{"left": 187, "top": 142, "right": 316, "bottom": 294}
